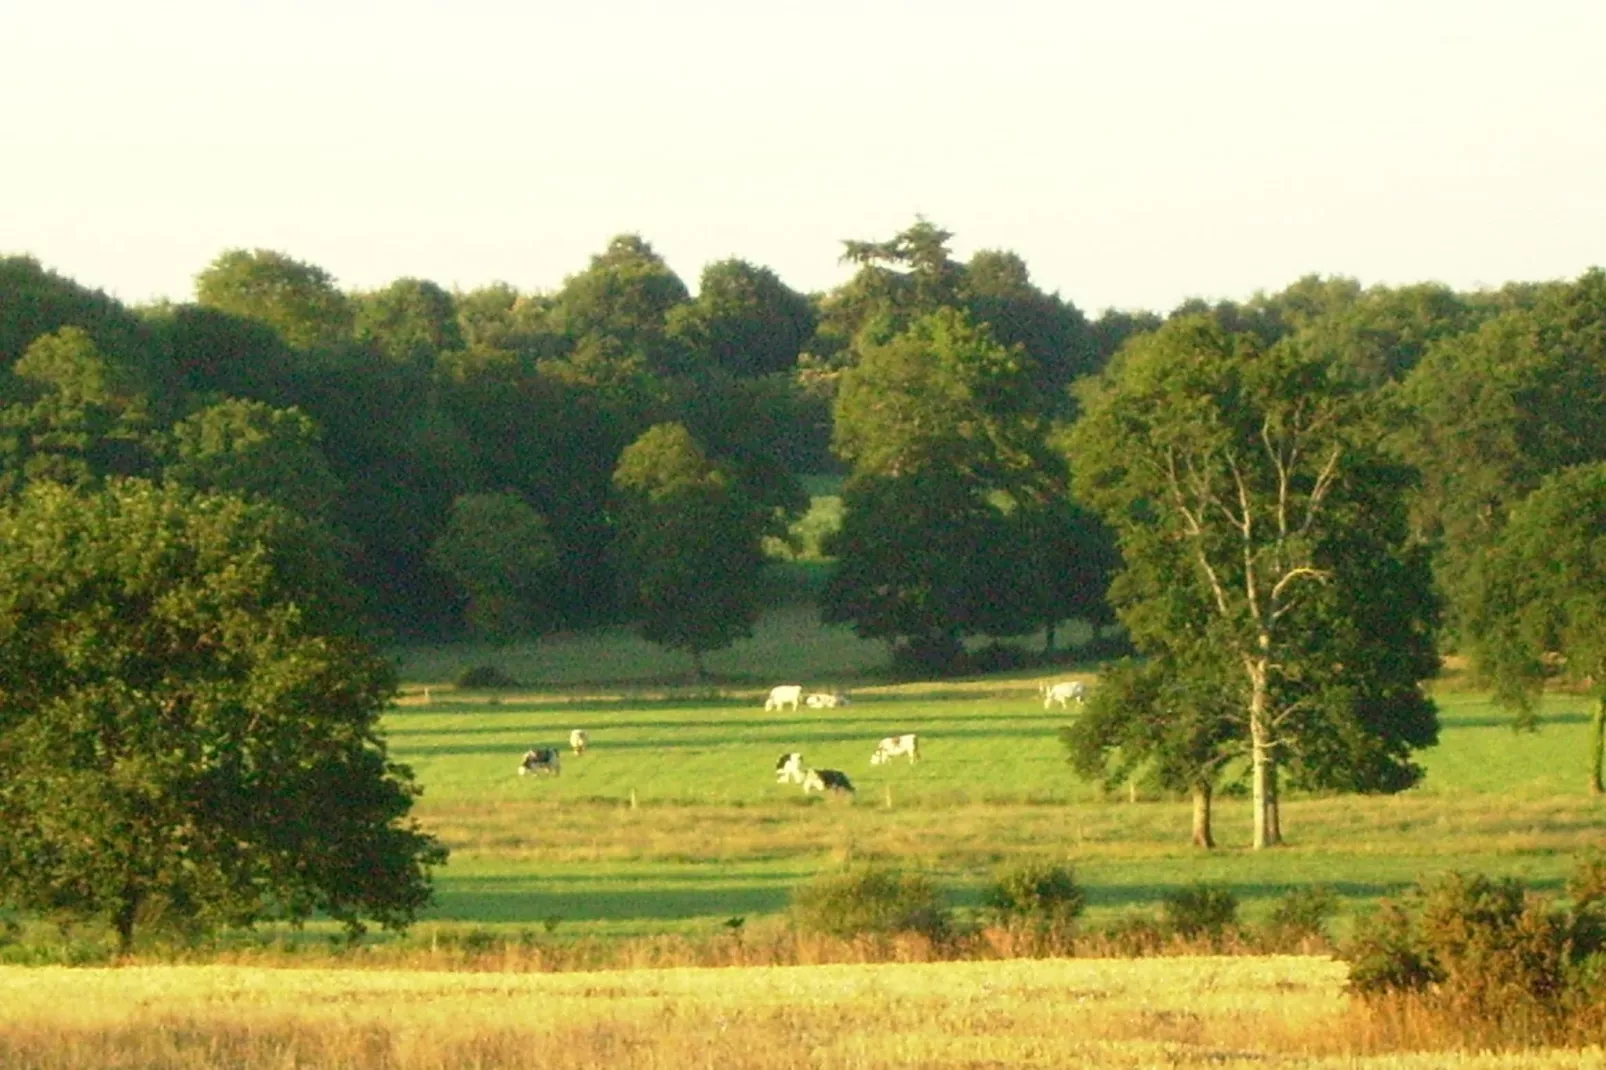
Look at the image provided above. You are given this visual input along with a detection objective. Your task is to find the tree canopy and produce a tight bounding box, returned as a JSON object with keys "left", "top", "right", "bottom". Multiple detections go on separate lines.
{"left": 0, "top": 480, "right": 445, "bottom": 950}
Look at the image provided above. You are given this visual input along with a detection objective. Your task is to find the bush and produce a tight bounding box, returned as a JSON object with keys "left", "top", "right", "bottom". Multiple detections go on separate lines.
{"left": 791, "top": 865, "right": 951, "bottom": 943}
{"left": 1343, "top": 865, "right": 1606, "bottom": 1043}
{"left": 1162, "top": 882, "right": 1239, "bottom": 944}
{"left": 455, "top": 664, "right": 520, "bottom": 689}
{"left": 1255, "top": 886, "right": 1339, "bottom": 952}
{"left": 966, "top": 642, "right": 1029, "bottom": 675}
{"left": 983, "top": 860, "right": 1085, "bottom": 926}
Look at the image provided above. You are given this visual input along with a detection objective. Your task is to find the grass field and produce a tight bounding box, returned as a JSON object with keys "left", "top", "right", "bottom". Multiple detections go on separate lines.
{"left": 378, "top": 608, "right": 1606, "bottom": 944}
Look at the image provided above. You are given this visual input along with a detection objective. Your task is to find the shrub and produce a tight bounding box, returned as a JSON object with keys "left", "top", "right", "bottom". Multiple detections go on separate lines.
{"left": 1256, "top": 886, "right": 1339, "bottom": 952}
{"left": 966, "top": 642, "right": 1029, "bottom": 674}
{"left": 1345, "top": 899, "right": 1443, "bottom": 996}
{"left": 1162, "top": 882, "right": 1239, "bottom": 944}
{"left": 1090, "top": 911, "right": 1169, "bottom": 957}
{"left": 456, "top": 664, "right": 519, "bottom": 689}
{"left": 983, "top": 860, "right": 1085, "bottom": 926}
{"left": 791, "top": 865, "right": 951, "bottom": 943}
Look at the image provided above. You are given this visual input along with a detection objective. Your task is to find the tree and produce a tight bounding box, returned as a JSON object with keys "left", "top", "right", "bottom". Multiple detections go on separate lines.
{"left": 667, "top": 259, "right": 815, "bottom": 378}
{"left": 546, "top": 235, "right": 691, "bottom": 377}
{"left": 959, "top": 249, "right": 1098, "bottom": 403}
{"left": 0, "top": 327, "right": 158, "bottom": 497}
{"left": 1463, "top": 463, "right": 1606, "bottom": 793}
{"left": 353, "top": 278, "right": 463, "bottom": 368}
{"left": 611, "top": 423, "right": 767, "bottom": 678}
{"left": 163, "top": 398, "right": 342, "bottom": 522}
{"left": 822, "top": 468, "right": 1007, "bottom": 672}
{"left": 824, "top": 307, "right": 1086, "bottom": 669}
{"left": 194, "top": 249, "right": 353, "bottom": 351}
{"left": 0, "top": 480, "right": 445, "bottom": 951}
{"left": 427, "top": 492, "right": 560, "bottom": 640}
{"left": 1069, "top": 316, "right": 1439, "bottom": 848}
{"left": 1396, "top": 270, "right": 1606, "bottom": 644}
{"left": 1061, "top": 656, "right": 1241, "bottom": 847}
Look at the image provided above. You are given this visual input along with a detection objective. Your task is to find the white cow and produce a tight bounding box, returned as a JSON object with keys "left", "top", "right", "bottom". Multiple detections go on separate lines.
{"left": 569, "top": 728, "right": 589, "bottom": 755}
{"left": 870, "top": 733, "right": 920, "bottom": 765}
{"left": 1040, "top": 681, "right": 1088, "bottom": 710}
{"left": 805, "top": 690, "right": 851, "bottom": 709}
{"left": 802, "top": 768, "right": 855, "bottom": 796}
{"left": 765, "top": 684, "right": 803, "bottom": 712}
{"left": 775, "top": 752, "right": 807, "bottom": 784}
{"left": 518, "top": 748, "right": 561, "bottom": 776}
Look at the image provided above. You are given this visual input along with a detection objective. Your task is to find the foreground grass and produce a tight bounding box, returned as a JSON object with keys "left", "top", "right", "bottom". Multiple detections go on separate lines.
{"left": 2, "top": 957, "right": 1600, "bottom": 1069}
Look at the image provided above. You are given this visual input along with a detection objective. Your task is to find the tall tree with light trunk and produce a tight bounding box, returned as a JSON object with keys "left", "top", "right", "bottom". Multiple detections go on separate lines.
{"left": 1069, "top": 316, "right": 1438, "bottom": 848}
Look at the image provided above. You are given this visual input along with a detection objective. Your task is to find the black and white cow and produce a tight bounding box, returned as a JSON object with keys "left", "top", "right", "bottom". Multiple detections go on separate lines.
{"left": 775, "top": 752, "right": 807, "bottom": 784}
{"left": 802, "top": 768, "right": 855, "bottom": 796}
{"left": 518, "top": 747, "right": 561, "bottom": 776}
{"left": 870, "top": 733, "right": 919, "bottom": 766}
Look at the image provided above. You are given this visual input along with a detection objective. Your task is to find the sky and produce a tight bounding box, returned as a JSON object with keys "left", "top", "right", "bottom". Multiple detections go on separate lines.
{"left": 3, "top": 0, "right": 1603, "bottom": 316}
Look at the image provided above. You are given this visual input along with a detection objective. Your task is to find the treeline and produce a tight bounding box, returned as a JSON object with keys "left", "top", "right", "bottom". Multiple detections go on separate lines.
{"left": 0, "top": 222, "right": 1108, "bottom": 641}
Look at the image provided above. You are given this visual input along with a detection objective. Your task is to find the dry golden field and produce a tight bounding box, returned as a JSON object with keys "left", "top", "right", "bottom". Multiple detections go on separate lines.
{"left": 2, "top": 957, "right": 1603, "bottom": 1069}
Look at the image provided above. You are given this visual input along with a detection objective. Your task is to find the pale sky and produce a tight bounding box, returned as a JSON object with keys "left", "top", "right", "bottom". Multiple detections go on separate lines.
{"left": 3, "top": 0, "right": 1602, "bottom": 316}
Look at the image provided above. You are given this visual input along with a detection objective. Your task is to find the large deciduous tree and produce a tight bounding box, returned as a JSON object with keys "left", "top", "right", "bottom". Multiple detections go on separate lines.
{"left": 1069, "top": 316, "right": 1439, "bottom": 848}
{"left": 1464, "top": 463, "right": 1606, "bottom": 793}
{"left": 0, "top": 480, "right": 445, "bottom": 951}
{"left": 611, "top": 423, "right": 768, "bottom": 678}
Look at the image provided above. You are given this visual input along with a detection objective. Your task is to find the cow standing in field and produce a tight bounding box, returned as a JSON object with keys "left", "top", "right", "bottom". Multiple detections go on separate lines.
{"left": 802, "top": 768, "right": 855, "bottom": 796}
{"left": 1040, "top": 681, "right": 1087, "bottom": 710}
{"left": 765, "top": 684, "right": 803, "bottom": 712}
{"left": 518, "top": 748, "right": 561, "bottom": 776}
{"left": 870, "top": 733, "right": 920, "bottom": 766}
{"left": 569, "top": 729, "right": 589, "bottom": 756}
{"left": 775, "top": 752, "right": 807, "bottom": 784}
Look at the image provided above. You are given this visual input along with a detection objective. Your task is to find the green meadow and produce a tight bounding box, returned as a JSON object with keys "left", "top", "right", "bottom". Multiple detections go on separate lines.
{"left": 387, "top": 607, "right": 1606, "bottom": 943}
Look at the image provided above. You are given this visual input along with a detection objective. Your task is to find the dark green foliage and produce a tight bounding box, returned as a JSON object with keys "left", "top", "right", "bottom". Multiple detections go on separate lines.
{"left": 0, "top": 480, "right": 445, "bottom": 951}
{"left": 455, "top": 665, "right": 521, "bottom": 690}
{"left": 667, "top": 259, "right": 815, "bottom": 378}
{"left": 790, "top": 865, "right": 951, "bottom": 943}
{"left": 162, "top": 398, "right": 342, "bottom": 522}
{"left": 982, "top": 860, "right": 1085, "bottom": 927}
{"left": 353, "top": 278, "right": 463, "bottom": 368}
{"left": 1255, "top": 886, "right": 1339, "bottom": 952}
{"left": 1161, "top": 883, "right": 1239, "bottom": 944}
{"left": 0, "top": 255, "right": 152, "bottom": 373}
{"left": 428, "top": 493, "right": 559, "bottom": 639}
{"left": 611, "top": 423, "right": 769, "bottom": 677}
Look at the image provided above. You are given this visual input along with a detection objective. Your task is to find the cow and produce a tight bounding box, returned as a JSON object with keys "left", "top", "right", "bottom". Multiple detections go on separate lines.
{"left": 805, "top": 690, "right": 851, "bottom": 709}
{"left": 518, "top": 748, "right": 561, "bottom": 776}
{"left": 765, "top": 684, "right": 803, "bottom": 712}
{"left": 802, "top": 768, "right": 855, "bottom": 796}
{"left": 775, "top": 752, "right": 807, "bottom": 784}
{"left": 569, "top": 729, "right": 589, "bottom": 756}
{"left": 870, "top": 733, "right": 920, "bottom": 765}
{"left": 1040, "top": 681, "right": 1088, "bottom": 710}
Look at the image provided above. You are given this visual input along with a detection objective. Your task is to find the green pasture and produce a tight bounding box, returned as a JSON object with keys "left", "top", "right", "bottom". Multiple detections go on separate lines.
{"left": 385, "top": 620, "right": 1606, "bottom": 941}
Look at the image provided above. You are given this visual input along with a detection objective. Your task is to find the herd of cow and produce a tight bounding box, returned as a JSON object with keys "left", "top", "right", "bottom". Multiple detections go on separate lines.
{"left": 516, "top": 680, "right": 1088, "bottom": 789}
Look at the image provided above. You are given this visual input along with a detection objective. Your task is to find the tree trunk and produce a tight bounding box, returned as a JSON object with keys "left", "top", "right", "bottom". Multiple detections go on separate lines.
{"left": 1044, "top": 620, "right": 1057, "bottom": 655}
{"left": 691, "top": 648, "right": 708, "bottom": 682}
{"left": 113, "top": 885, "right": 141, "bottom": 956}
{"left": 1267, "top": 758, "right": 1282, "bottom": 845}
{"left": 1591, "top": 695, "right": 1605, "bottom": 795}
{"left": 1248, "top": 657, "right": 1281, "bottom": 849}
{"left": 1190, "top": 782, "right": 1215, "bottom": 848}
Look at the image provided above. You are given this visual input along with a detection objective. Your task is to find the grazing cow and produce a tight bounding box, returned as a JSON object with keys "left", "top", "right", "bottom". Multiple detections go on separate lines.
{"left": 805, "top": 690, "right": 851, "bottom": 709}
{"left": 870, "top": 733, "right": 920, "bottom": 766}
{"left": 765, "top": 684, "right": 804, "bottom": 711}
{"left": 802, "top": 768, "right": 855, "bottom": 796}
{"left": 569, "top": 729, "right": 589, "bottom": 756}
{"left": 775, "top": 752, "right": 807, "bottom": 784}
{"left": 1040, "top": 681, "right": 1088, "bottom": 710}
{"left": 518, "top": 748, "right": 561, "bottom": 776}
